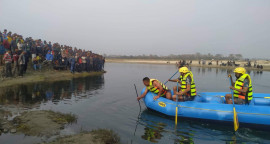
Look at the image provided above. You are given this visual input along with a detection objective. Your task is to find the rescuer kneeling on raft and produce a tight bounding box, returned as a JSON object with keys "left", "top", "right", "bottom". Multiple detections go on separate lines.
{"left": 137, "top": 77, "right": 172, "bottom": 100}
{"left": 225, "top": 67, "right": 253, "bottom": 104}
{"left": 170, "top": 67, "right": 197, "bottom": 101}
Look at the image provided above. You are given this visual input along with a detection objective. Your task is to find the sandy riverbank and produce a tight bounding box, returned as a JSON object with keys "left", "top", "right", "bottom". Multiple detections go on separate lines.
{"left": 106, "top": 59, "right": 270, "bottom": 71}
{"left": 0, "top": 70, "right": 105, "bottom": 88}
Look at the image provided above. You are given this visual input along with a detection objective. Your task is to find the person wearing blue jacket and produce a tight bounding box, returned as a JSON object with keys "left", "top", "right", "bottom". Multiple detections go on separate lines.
{"left": 69, "top": 55, "right": 75, "bottom": 73}
{"left": 45, "top": 51, "right": 53, "bottom": 61}
{"left": 0, "top": 32, "right": 5, "bottom": 66}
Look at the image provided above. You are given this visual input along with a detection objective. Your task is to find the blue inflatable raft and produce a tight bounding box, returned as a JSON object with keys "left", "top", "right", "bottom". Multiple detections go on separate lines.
{"left": 141, "top": 87, "right": 270, "bottom": 129}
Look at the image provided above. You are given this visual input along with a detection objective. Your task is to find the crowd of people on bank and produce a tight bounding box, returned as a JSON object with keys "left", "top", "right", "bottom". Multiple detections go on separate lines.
{"left": 176, "top": 59, "right": 264, "bottom": 70}
{"left": 0, "top": 29, "right": 105, "bottom": 78}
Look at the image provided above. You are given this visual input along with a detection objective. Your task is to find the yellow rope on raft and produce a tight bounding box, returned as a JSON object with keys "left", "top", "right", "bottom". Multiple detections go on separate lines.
{"left": 175, "top": 107, "right": 178, "bottom": 125}
{"left": 220, "top": 96, "right": 270, "bottom": 99}
{"left": 153, "top": 98, "right": 270, "bottom": 116}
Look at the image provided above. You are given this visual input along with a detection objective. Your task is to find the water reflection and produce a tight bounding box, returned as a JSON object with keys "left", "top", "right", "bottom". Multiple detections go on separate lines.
{"left": 140, "top": 111, "right": 166, "bottom": 143}
{"left": 221, "top": 68, "right": 226, "bottom": 74}
{"left": 202, "top": 68, "right": 205, "bottom": 75}
{"left": 227, "top": 69, "right": 233, "bottom": 74}
{"left": 140, "top": 110, "right": 195, "bottom": 143}
{"left": 173, "top": 128, "right": 195, "bottom": 144}
{"left": 208, "top": 67, "right": 212, "bottom": 72}
{"left": 138, "top": 109, "right": 270, "bottom": 143}
{"left": 254, "top": 70, "right": 263, "bottom": 76}
{"left": 193, "top": 67, "right": 264, "bottom": 77}
{"left": 141, "top": 126, "right": 164, "bottom": 143}
{"left": 0, "top": 76, "right": 104, "bottom": 107}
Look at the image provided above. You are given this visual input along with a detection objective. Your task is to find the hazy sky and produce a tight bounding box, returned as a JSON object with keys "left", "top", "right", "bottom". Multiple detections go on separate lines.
{"left": 1, "top": 0, "right": 269, "bottom": 58}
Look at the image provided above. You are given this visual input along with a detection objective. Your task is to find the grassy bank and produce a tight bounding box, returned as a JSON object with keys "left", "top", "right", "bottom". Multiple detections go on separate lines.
{"left": 0, "top": 70, "right": 105, "bottom": 88}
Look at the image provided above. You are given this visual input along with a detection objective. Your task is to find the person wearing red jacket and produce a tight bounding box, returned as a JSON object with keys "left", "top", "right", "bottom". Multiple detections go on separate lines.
{"left": 3, "top": 50, "right": 12, "bottom": 77}
{"left": 77, "top": 56, "right": 82, "bottom": 72}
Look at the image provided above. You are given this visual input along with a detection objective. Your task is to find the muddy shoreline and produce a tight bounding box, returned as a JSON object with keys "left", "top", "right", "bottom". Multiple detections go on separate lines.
{"left": 0, "top": 71, "right": 106, "bottom": 88}
{"left": 46, "top": 129, "right": 120, "bottom": 144}
{"left": 0, "top": 110, "right": 77, "bottom": 136}
{"left": 0, "top": 110, "right": 120, "bottom": 144}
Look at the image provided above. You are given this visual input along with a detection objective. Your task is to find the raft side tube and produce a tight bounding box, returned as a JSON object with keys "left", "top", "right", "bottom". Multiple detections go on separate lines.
{"left": 141, "top": 87, "right": 270, "bottom": 127}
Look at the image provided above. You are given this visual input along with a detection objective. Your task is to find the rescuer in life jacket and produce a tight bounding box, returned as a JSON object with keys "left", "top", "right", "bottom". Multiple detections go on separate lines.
{"left": 169, "top": 67, "right": 197, "bottom": 101}
{"left": 225, "top": 67, "right": 253, "bottom": 104}
{"left": 137, "top": 77, "right": 172, "bottom": 101}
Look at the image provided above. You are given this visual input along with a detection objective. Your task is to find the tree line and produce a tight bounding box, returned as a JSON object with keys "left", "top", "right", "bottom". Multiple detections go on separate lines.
{"left": 105, "top": 53, "right": 243, "bottom": 60}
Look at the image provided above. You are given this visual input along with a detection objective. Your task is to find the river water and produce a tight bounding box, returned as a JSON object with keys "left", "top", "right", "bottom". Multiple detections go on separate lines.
{"left": 0, "top": 63, "right": 270, "bottom": 144}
